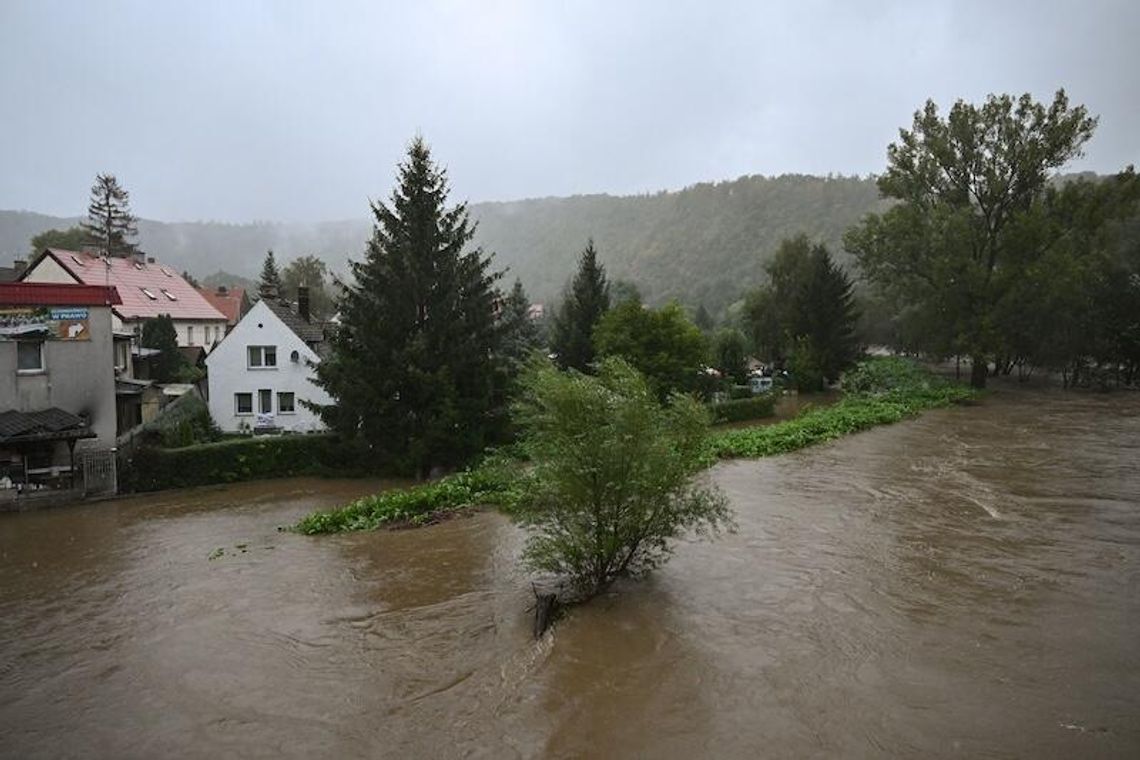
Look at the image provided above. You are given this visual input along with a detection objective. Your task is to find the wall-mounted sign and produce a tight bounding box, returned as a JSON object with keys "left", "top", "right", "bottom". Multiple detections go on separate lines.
{"left": 0, "top": 307, "right": 91, "bottom": 341}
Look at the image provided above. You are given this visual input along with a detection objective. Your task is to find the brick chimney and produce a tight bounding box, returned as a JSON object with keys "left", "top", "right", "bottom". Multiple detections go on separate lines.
{"left": 297, "top": 286, "right": 310, "bottom": 323}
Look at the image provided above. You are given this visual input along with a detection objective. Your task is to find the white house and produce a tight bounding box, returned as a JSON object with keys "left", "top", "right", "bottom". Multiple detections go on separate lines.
{"left": 206, "top": 292, "right": 330, "bottom": 433}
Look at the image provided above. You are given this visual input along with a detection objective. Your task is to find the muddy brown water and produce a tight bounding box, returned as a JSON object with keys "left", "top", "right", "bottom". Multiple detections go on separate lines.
{"left": 2, "top": 387, "right": 1138, "bottom": 758}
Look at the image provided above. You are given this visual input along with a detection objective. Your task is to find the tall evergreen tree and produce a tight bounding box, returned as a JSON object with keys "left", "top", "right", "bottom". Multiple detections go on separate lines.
{"left": 312, "top": 136, "right": 504, "bottom": 476}
{"left": 499, "top": 278, "right": 541, "bottom": 373}
{"left": 259, "top": 250, "right": 283, "bottom": 298}
{"left": 82, "top": 173, "right": 138, "bottom": 257}
{"left": 550, "top": 239, "right": 610, "bottom": 371}
{"left": 141, "top": 314, "right": 188, "bottom": 383}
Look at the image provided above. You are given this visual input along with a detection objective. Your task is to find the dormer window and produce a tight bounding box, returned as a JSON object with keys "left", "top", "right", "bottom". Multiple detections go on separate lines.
{"left": 161, "top": 289, "right": 177, "bottom": 301}
{"left": 140, "top": 287, "right": 157, "bottom": 300}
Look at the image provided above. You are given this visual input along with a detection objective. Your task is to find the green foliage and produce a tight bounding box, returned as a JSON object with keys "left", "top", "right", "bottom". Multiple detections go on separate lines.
{"left": 152, "top": 395, "right": 220, "bottom": 448}
{"left": 258, "top": 250, "right": 283, "bottom": 298}
{"left": 312, "top": 136, "right": 506, "bottom": 476}
{"left": 140, "top": 314, "right": 190, "bottom": 383}
{"left": 294, "top": 459, "right": 523, "bottom": 534}
{"left": 280, "top": 254, "right": 334, "bottom": 318}
{"left": 744, "top": 235, "right": 859, "bottom": 385}
{"left": 845, "top": 90, "right": 1106, "bottom": 388}
{"left": 710, "top": 358, "right": 974, "bottom": 458}
{"left": 693, "top": 303, "right": 715, "bottom": 332}
{"left": 710, "top": 328, "right": 749, "bottom": 384}
{"left": 499, "top": 278, "right": 542, "bottom": 374}
{"left": 593, "top": 298, "right": 708, "bottom": 398}
{"left": 124, "top": 434, "right": 369, "bottom": 492}
{"left": 708, "top": 395, "right": 776, "bottom": 424}
{"left": 511, "top": 357, "right": 732, "bottom": 598}
{"left": 550, "top": 239, "right": 610, "bottom": 371}
{"left": 82, "top": 173, "right": 138, "bottom": 257}
{"left": 30, "top": 226, "right": 90, "bottom": 254}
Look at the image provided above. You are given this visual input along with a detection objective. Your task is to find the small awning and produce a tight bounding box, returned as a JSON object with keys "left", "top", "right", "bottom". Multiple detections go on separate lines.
{"left": 0, "top": 408, "right": 96, "bottom": 444}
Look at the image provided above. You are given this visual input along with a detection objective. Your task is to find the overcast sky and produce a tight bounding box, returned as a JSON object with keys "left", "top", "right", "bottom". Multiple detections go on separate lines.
{"left": 1, "top": 0, "right": 1137, "bottom": 222}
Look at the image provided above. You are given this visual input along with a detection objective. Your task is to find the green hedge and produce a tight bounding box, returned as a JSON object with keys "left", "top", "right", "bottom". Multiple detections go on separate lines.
{"left": 709, "top": 394, "right": 776, "bottom": 424}
{"left": 123, "top": 434, "right": 373, "bottom": 492}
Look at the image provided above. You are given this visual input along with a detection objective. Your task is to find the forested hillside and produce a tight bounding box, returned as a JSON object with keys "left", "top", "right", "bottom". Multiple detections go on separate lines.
{"left": 1, "top": 174, "right": 884, "bottom": 313}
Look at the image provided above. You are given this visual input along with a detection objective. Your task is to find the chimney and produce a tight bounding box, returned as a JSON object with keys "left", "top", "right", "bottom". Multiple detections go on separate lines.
{"left": 216, "top": 285, "right": 228, "bottom": 296}
{"left": 13, "top": 258, "right": 26, "bottom": 275}
{"left": 297, "top": 286, "right": 310, "bottom": 323}
{"left": 132, "top": 250, "right": 146, "bottom": 264}
{"left": 147, "top": 256, "right": 156, "bottom": 264}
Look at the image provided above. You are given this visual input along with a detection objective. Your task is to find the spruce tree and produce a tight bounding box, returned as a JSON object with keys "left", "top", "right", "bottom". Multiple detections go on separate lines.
{"left": 312, "top": 136, "right": 504, "bottom": 476}
{"left": 82, "top": 173, "right": 138, "bottom": 257}
{"left": 499, "top": 278, "right": 541, "bottom": 373}
{"left": 550, "top": 239, "right": 610, "bottom": 371}
{"left": 259, "top": 250, "right": 283, "bottom": 298}
{"left": 141, "top": 314, "right": 188, "bottom": 383}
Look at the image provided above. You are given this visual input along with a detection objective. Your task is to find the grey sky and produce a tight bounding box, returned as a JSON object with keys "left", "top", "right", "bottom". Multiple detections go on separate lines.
{"left": 1, "top": 0, "right": 1137, "bottom": 222}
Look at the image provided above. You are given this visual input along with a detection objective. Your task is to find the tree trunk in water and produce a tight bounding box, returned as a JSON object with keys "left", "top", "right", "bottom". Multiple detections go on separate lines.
{"left": 970, "top": 356, "right": 988, "bottom": 389}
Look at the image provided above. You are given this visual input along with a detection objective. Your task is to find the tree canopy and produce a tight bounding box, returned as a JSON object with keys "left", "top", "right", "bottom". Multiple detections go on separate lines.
{"left": 141, "top": 314, "right": 189, "bottom": 383}
{"left": 281, "top": 254, "right": 334, "bottom": 318}
{"left": 594, "top": 297, "right": 708, "bottom": 399}
{"left": 82, "top": 174, "right": 138, "bottom": 257}
{"left": 30, "top": 226, "right": 90, "bottom": 254}
{"left": 744, "top": 235, "right": 859, "bottom": 389}
{"left": 311, "top": 136, "right": 505, "bottom": 476}
{"left": 844, "top": 90, "right": 1100, "bottom": 387}
{"left": 258, "top": 250, "right": 283, "bottom": 299}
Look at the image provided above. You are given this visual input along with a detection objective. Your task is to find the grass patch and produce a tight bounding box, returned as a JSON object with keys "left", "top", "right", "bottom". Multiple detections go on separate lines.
{"left": 294, "top": 358, "right": 975, "bottom": 534}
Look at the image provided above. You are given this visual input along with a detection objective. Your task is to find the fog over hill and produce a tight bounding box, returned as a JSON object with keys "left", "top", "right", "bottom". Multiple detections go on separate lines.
{"left": 1, "top": 173, "right": 886, "bottom": 314}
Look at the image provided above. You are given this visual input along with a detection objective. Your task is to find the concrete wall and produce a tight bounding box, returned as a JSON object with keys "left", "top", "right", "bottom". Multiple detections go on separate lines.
{"left": 206, "top": 300, "right": 330, "bottom": 433}
{"left": 22, "top": 254, "right": 75, "bottom": 284}
{"left": 0, "top": 305, "right": 118, "bottom": 453}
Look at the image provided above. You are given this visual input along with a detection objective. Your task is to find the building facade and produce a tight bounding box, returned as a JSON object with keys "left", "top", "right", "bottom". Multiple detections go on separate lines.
{"left": 205, "top": 296, "right": 330, "bottom": 433}
{"left": 21, "top": 249, "right": 227, "bottom": 348}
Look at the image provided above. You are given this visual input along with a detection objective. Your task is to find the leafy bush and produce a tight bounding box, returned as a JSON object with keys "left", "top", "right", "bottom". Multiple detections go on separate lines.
{"left": 294, "top": 459, "right": 524, "bottom": 534}
{"left": 152, "top": 394, "right": 220, "bottom": 448}
{"left": 511, "top": 357, "right": 732, "bottom": 598}
{"left": 710, "top": 357, "right": 974, "bottom": 458}
{"left": 727, "top": 384, "right": 754, "bottom": 400}
{"left": 124, "top": 434, "right": 372, "bottom": 492}
{"left": 708, "top": 395, "right": 776, "bottom": 424}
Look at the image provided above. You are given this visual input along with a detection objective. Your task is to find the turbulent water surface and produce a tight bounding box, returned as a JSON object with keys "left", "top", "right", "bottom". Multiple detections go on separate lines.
{"left": 2, "top": 387, "right": 1138, "bottom": 758}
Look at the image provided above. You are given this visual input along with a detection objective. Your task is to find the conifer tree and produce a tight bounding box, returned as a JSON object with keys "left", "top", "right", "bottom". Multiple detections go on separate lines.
{"left": 258, "top": 250, "right": 283, "bottom": 298}
{"left": 141, "top": 314, "right": 189, "bottom": 383}
{"left": 499, "top": 278, "right": 541, "bottom": 373}
{"left": 312, "top": 136, "right": 504, "bottom": 476}
{"left": 82, "top": 173, "right": 138, "bottom": 257}
{"left": 550, "top": 239, "right": 610, "bottom": 371}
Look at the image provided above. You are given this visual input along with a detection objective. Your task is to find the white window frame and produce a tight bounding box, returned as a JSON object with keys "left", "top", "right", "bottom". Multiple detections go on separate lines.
{"left": 247, "top": 345, "right": 277, "bottom": 369}
{"left": 16, "top": 340, "right": 44, "bottom": 373}
{"left": 277, "top": 391, "right": 296, "bottom": 414}
{"left": 140, "top": 287, "right": 157, "bottom": 300}
{"left": 258, "top": 388, "right": 272, "bottom": 414}
{"left": 234, "top": 392, "right": 253, "bottom": 415}
{"left": 187, "top": 325, "right": 195, "bottom": 345}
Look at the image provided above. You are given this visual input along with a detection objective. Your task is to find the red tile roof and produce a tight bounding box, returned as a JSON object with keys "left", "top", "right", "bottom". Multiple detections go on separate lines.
{"left": 0, "top": 282, "right": 122, "bottom": 307}
{"left": 31, "top": 249, "right": 226, "bottom": 322}
{"left": 197, "top": 286, "right": 247, "bottom": 325}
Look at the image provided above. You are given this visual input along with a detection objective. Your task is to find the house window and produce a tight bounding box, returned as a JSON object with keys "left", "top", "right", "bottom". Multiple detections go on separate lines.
{"left": 235, "top": 393, "right": 253, "bottom": 415}
{"left": 277, "top": 392, "right": 296, "bottom": 414}
{"left": 258, "top": 389, "right": 272, "bottom": 414}
{"left": 247, "top": 345, "right": 277, "bottom": 368}
{"left": 187, "top": 326, "right": 195, "bottom": 345}
{"left": 140, "top": 287, "right": 157, "bottom": 300}
{"left": 17, "top": 341, "right": 44, "bottom": 372}
{"left": 161, "top": 289, "right": 177, "bottom": 301}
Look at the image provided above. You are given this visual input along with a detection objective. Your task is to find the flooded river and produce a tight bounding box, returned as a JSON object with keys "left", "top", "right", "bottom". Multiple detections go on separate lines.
{"left": 2, "top": 387, "right": 1138, "bottom": 758}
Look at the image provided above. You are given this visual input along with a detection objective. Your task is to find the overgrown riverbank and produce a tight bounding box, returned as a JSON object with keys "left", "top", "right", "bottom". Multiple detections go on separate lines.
{"left": 294, "top": 358, "right": 976, "bottom": 534}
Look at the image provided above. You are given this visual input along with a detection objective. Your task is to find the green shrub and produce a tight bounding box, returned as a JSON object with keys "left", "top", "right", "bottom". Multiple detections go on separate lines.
{"left": 727, "top": 384, "right": 754, "bottom": 400}
{"left": 709, "top": 395, "right": 776, "bottom": 424}
{"left": 124, "top": 434, "right": 373, "bottom": 492}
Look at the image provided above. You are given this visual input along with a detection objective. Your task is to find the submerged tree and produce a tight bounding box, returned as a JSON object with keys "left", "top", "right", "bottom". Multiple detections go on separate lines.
{"left": 312, "top": 136, "right": 504, "bottom": 475}
{"left": 550, "top": 239, "right": 610, "bottom": 371}
{"left": 514, "top": 357, "right": 732, "bottom": 599}
{"left": 82, "top": 173, "right": 138, "bottom": 257}
{"left": 845, "top": 90, "right": 1098, "bottom": 387}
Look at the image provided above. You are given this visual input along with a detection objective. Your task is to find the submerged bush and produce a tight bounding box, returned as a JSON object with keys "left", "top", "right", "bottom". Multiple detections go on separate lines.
{"left": 512, "top": 357, "right": 732, "bottom": 598}
{"left": 708, "top": 395, "right": 776, "bottom": 424}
